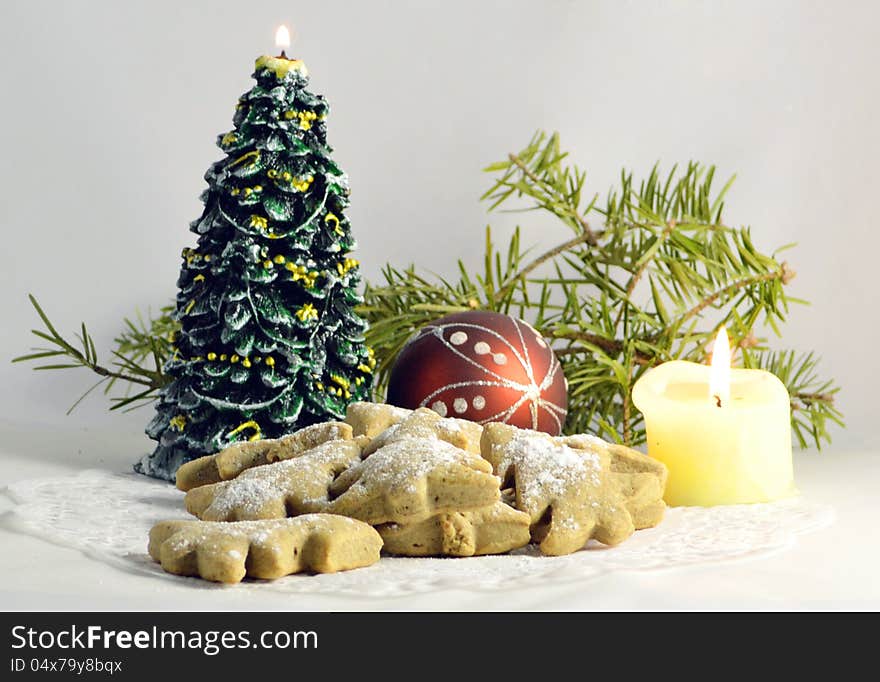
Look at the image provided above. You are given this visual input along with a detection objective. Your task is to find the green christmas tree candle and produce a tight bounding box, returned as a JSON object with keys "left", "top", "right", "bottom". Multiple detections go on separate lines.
{"left": 137, "top": 27, "right": 374, "bottom": 481}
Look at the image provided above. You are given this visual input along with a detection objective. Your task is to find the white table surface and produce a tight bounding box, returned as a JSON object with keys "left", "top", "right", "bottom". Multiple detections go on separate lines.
{"left": 0, "top": 421, "right": 876, "bottom": 611}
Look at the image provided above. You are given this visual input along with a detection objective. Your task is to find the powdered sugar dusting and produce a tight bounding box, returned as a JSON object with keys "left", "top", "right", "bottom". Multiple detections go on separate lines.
{"left": 562, "top": 433, "right": 610, "bottom": 455}
{"left": 164, "top": 515, "right": 364, "bottom": 551}
{"left": 200, "top": 441, "right": 356, "bottom": 518}
{"left": 346, "top": 438, "right": 493, "bottom": 495}
{"left": 367, "top": 412, "right": 482, "bottom": 456}
{"left": 499, "top": 432, "right": 602, "bottom": 509}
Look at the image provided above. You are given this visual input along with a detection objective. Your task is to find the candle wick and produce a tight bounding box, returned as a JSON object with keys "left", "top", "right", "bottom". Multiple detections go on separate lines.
{"left": 279, "top": 49, "right": 288, "bottom": 59}
{"left": 714, "top": 395, "right": 722, "bottom": 408}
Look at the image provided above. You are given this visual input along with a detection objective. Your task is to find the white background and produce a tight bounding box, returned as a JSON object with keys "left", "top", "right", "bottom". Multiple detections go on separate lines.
{"left": 2, "top": 0, "right": 878, "bottom": 454}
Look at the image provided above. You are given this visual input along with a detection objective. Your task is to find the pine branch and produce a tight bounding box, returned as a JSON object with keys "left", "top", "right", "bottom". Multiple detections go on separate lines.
{"left": 363, "top": 131, "right": 843, "bottom": 449}
{"left": 12, "top": 295, "right": 174, "bottom": 413}
{"left": 504, "top": 152, "right": 600, "bottom": 245}
{"left": 548, "top": 328, "right": 654, "bottom": 365}
{"left": 613, "top": 220, "right": 675, "bottom": 330}
{"left": 674, "top": 265, "right": 790, "bottom": 329}
{"left": 482, "top": 131, "right": 600, "bottom": 242}
{"left": 493, "top": 232, "right": 594, "bottom": 304}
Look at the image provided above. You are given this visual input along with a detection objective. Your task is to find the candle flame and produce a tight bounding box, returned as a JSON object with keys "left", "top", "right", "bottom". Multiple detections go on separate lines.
{"left": 709, "top": 326, "right": 731, "bottom": 407}
{"left": 275, "top": 25, "right": 291, "bottom": 54}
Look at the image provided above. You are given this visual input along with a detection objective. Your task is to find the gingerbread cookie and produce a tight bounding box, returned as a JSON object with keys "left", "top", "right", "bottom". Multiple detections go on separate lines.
{"left": 149, "top": 515, "right": 382, "bottom": 583}
{"left": 175, "top": 421, "right": 353, "bottom": 491}
{"left": 612, "top": 470, "right": 666, "bottom": 530}
{"left": 481, "top": 423, "right": 636, "bottom": 555}
{"left": 326, "top": 437, "right": 500, "bottom": 525}
{"left": 561, "top": 433, "right": 667, "bottom": 478}
{"left": 378, "top": 502, "right": 531, "bottom": 557}
{"left": 561, "top": 434, "right": 667, "bottom": 529}
{"left": 361, "top": 407, "right": 483, "bottom": 456}
{"left": 345, "top": 401, "right": 412, "bottom": 438}
{"left": 185, "top": 438, "right": 366, "bottom": 521}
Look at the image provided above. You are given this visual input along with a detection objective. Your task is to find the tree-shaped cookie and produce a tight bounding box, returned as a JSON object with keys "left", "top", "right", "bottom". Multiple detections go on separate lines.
{"left": 138, "top": 55, "right": 373, "bottom": 481}
{"left": 185, "top": 438, "right": 365, "bottom": 521}
{"left": 149, "top": 515, "right": 381, "bottom": 583}
{"left": 326, "top": 437, "right": 500, "bottom": 525}
{"left": 377, "top": 502, "right": 531, "bottom": 557}
{"left": 175, "top": 421, "right": 353, "bottom": 491}
{"left": 480, "top": 423, "right": 637, "bottom": 555}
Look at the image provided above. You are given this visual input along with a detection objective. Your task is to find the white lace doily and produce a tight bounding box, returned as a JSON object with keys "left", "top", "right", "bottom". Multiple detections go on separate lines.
{"left": 2, "top": 469, "right": 833, "bottom": 597}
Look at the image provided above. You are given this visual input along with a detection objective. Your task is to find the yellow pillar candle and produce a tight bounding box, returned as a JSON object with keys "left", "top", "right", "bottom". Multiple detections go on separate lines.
{"left": 631, "top": 328, "right": 795, "bottom": 506}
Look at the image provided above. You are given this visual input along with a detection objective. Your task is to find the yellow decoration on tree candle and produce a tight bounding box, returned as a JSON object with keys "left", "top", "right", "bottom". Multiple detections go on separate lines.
{"left": 295, "top": 303, "right": 318, "bottom": 322}
{"left": 324, "top": 213, "right": 343, "bottom": 235}
{"left": 169, "top": 415, "right": 187, "bottom": 432}
{"left": 230, "top": 150, "right": 260, "bottom": 169}
{"left": 227, "top": 420, "right": 263, "bottom": 442}
{"left": 331, "top": 374, "right": 350, "bottom": 389}
{"left": 283, "top": 109, "right": 318, "bottom": 129}
{"left": 336, "top": 258, "right": 359, "bottom": 277}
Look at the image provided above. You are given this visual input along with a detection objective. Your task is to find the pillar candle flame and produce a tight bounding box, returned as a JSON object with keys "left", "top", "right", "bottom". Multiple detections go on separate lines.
{"left": 709, "top": 326, "right": 731, "bottom": 407}
{"left": 275, "top": 25, "right": 291, "bottom": 56}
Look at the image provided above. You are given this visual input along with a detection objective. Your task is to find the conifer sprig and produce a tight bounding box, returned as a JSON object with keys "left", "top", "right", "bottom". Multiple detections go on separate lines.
{"left": 12, "top": 295, "right": 172, "bottom": 413}
{"left": 361, "top": 131, "right": 842, "bottom": 448}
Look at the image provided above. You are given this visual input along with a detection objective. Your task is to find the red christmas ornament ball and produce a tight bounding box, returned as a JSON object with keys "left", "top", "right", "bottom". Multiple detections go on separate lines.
{"left": 386, "top": 310, "right": 568, "bottom": 435}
